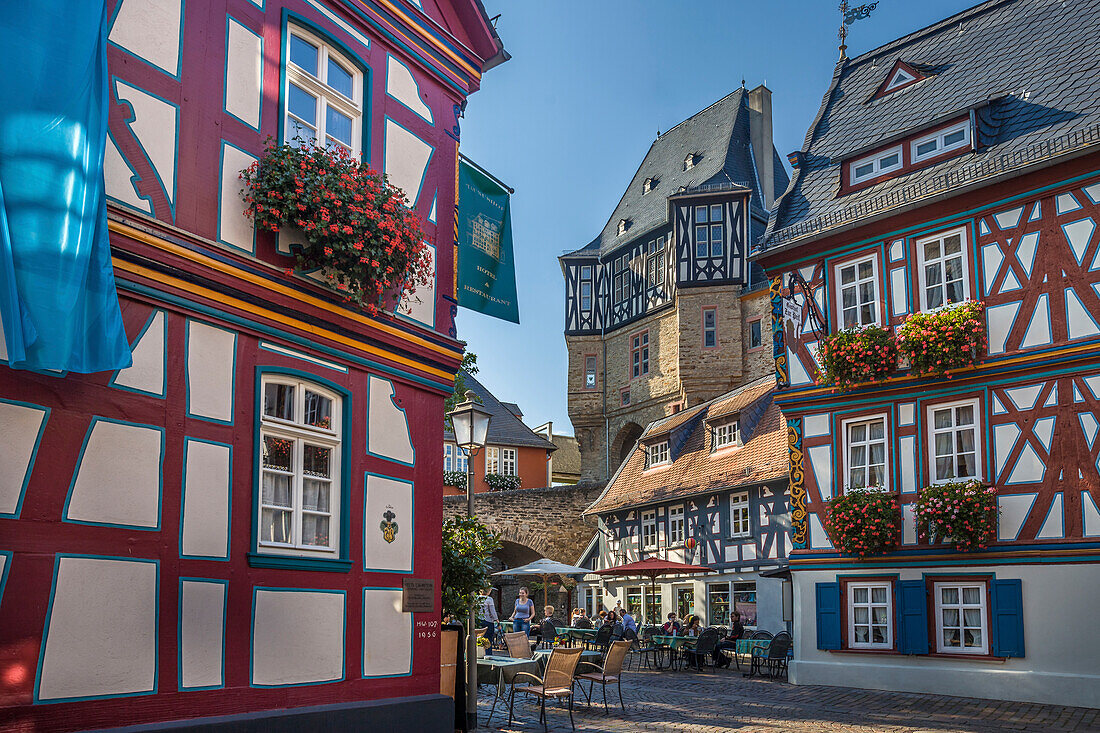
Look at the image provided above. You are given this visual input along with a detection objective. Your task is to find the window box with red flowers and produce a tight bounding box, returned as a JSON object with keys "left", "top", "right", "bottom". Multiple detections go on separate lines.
{"left": 896, "top": 300, "right": 986, "bottom": 378}
{"left": 825, "top": 488, "right": 902, "bottom": 557}
{"left": 816, "top": 325, "right": 898, "bottom": 390}
{"left": 241, "top": 140, "right": 431, "bottom": 316}
{"left": 916, "top": 480, "right": 998, "bottom": 551}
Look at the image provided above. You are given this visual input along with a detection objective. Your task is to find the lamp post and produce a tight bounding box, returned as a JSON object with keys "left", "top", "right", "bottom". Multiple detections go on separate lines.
{"left": 447, "top": 390, "right": 491, "bottom": 731}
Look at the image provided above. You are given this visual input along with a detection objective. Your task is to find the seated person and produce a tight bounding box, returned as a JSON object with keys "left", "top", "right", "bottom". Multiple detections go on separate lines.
{"left": 594, "top": 610, "right": 607, "bottom": 628}
{"left": 541, "top": 605, "right": 556, "bottom": 624}
{"left": 661, "top": 612, "right": 682, "bottom": 635}
{"left": 682, "top": 615, "right": 702, "bottom": 637}
{"left": 573, "top": 610, "right": 594, "bottom": 629}
{"left": 620, "top": 609, "right": 638, "bottom": 634}
{"left": 712, "top": 611, "right": 745, "bottom": 668}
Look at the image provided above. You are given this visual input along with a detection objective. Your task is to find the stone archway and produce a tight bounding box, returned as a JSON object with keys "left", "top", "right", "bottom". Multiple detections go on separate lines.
{"left": 612, "top": 422, "right": 644, "bottom": 472}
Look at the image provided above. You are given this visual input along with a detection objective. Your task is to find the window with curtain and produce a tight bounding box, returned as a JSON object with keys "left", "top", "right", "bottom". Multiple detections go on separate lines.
{"left": 284, "top": 26, "right": 363, "bottom": 156}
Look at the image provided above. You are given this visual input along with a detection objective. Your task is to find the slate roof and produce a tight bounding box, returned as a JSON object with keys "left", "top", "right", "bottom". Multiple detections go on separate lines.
{"left": 564, "top": 89, "right": 790, "bottom": 259}
{"left": 444, "top": 371, "right": 557, "bottom": 451}
{"left": 585, "top": 377, "right": 787, "bottom": 515}
{"left": 761, "top": 0, "right": 1100, "bottom": 252}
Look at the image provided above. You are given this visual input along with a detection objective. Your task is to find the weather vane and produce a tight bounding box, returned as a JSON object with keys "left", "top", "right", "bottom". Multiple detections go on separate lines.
{"left": 838, "top": 1, "right": 879, "bottom": 60}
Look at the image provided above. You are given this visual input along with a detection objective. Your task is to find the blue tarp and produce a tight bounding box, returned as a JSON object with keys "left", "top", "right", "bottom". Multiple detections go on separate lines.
{"left": 0, "top": 3, "right": 131, "bottom": 373}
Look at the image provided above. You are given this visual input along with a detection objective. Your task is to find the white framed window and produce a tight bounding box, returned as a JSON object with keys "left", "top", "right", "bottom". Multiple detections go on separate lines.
{"left": 916, "top": 227, "right": 970, "bottom": 310}
{"left": 485, "top": 446, "right": 500, "bottom": 474}
{"left": 703, "top": 307, "right": 718, "bottom": 348}
{"left": 843, "top": 415, "right": 889, "bottom": 490}
{"left": 712, "top": 420, "right": 739, "bottom": 450}
{"left": 748, "top": 319, "right": 763, "bottom": 350}
{"left": 928, "top": 400, "right": 979, "bottom": 483}
{"left": 835, "top": 256, "right": 880, "bottom": 328}
{"left": 730, "top": 492, "right": 750, "bottom": 537}
{"left": 847, "top": 582, "right": 893, "bottom": 649}
{"left": 501, "top": 448, "right": 517, "bottom": 477}
{"left": 444, "top": 443, "right": 453, "bottom": 471}
{"left": 911, "top": 121, "right": 971, "bottom": 164}
{"left": 848, "top": 145, "right": 903, "bottom": 186}
{"left": 694, "top": 204, "right": 724, "bottom": 259}
{"left": 284, "top": 26, "right": 363, "bottom": 156}
{"left": 641, "top": 510, "right": 657, "bottom": 549}
{"left": 631, "top": 331, "right": 649, "bottom": 378}
{"left": 669, "top": 505, "right": 685, "bottom": 545}
{"left": 934, "top": 582, "right": 989, "bottom": 654}
{"left": 883, "top": 66, "right": 917, "bottom": 92}
{"left": 260, "top": 376, "right": 341, "bottom": 554}
{"left": 646, "top": 441, "right": 669, "bottom": 468}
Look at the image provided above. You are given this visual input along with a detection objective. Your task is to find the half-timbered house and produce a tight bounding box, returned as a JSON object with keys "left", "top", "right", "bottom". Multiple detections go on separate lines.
{"left": 579, "top": 377, "right": 791, "bottom": 632}
{"left": 753, "top": 0, "right": 1100, "bottom": 707}
{"left": 0, "top": 1, "right": 505, "bottom": 730}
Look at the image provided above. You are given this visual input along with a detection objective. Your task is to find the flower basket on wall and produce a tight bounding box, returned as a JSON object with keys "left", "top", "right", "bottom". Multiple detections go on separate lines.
{"left": 916, "top": 480, "right": 998, "bottom": 551}
{"left": 241, "top": 140, "right": 430, "bottom": 316}
{"left": 484, "top": 473, "right": 521, "bottom": 492}
{"left": 895, "top": 300, "right": 986, "bottom": 377}
{"left": 824, "top": 488, "right": 902, "bottom": 557}
{"left": 443, "top": 471, "right": 467, "bottom": 490}
{"left": 816, "top": 325, "right": 897, "bottom": 390}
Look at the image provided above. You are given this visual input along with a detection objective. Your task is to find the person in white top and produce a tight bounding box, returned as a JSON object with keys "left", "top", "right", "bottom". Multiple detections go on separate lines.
{"left": 476, "top": 588, "right": 499, "bottom": 646}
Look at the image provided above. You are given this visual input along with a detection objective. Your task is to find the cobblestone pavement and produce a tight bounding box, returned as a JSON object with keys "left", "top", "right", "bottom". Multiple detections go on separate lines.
{"left": 476, "top": 663, "right": 1099, "bottom": 732}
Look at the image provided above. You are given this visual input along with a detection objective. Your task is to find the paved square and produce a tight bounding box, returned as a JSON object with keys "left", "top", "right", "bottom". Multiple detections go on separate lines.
{"left": 477, "top": 663, "right": 1099, "bottom": 732}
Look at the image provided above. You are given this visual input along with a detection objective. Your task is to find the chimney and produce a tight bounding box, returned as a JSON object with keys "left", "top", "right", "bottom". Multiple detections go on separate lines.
{"left": 747, "top": 84, "right": 775, "bottom": 210}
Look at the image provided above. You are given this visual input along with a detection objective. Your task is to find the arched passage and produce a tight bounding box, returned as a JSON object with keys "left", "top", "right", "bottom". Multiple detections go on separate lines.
{"left": 612, "top": 421, "right": 644, "bottom": 471}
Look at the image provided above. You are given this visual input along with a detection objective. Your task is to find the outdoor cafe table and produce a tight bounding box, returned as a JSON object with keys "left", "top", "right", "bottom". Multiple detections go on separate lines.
{"left": 556, "top": 626, "right": 598, "bottom": 645}
{"left": 650, "top": 635, "right": 697, "bottom": 670}
{"left": 477, "top": 655, "right": 540, "bottom": 725}
{"left": 719, "top": 638, "right": 771, "bottom": 673}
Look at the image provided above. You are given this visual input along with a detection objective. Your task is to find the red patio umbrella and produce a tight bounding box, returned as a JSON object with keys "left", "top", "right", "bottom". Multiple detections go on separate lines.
{"left": 592, "top": 557, "right": 714, "bottom": 626}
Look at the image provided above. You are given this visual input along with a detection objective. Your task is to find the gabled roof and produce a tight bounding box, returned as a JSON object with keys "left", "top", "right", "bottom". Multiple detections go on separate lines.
{"left": 444, "top": 371, "right": 556, "bottom": 451}
{"left": 584, "top": 377, "right": 787, "bottom": 515}
{"left": 563, "top": 89, "right": 789, "bottom": 259}
{"left": 761, "top": 0, "right": 1100, "bottom": 252}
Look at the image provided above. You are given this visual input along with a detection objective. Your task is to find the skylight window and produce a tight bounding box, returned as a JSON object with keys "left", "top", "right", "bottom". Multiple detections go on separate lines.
{"left": 911, "top": 121, "right": 971, "bottom": 163}
{"left": 848, "top": 145, "right": 903, "bottom": 186}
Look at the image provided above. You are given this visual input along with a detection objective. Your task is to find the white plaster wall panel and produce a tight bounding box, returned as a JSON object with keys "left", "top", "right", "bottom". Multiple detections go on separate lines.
{"left": 428, "top": 193, "right": 437, "bottom": 223}
{"left": 1084, "top": 375, "right": 1100, "bottom": 400}
{"left": 1083, "top": 491, "right": 1100, "bottom": 537}
{"left": 1065, "top": 287, "right": 1100, "bottom": 339}
{"left": 186, "top": 321, "right": 237, "bottom": 423}
{"left": 1032, "top": 416, "right": 1056, "bottom": 453}
{"left": 1036, "top": 493, "right": 1064, "bottom": 539}
{"left": 1056, "top": 193, "right": 1082, "bottom": 215}
{"left": 1044, "top": 384, "right": 1058, "bottom": 407}
{"left": 367, "top": 375, "right": 414, "bottom": 464}
{"left": 993, "top": 206, "right": 1023, "bottom": 229}
{"left": 303, "top": 0, "right": 371, "bottom": 48}
{"left": 0, "top": 401, "right": 47, "bottom": 515}
{"left": 997, "top": 493, "right": 1036, "bottom": 541}
{"left": 1062, "top": 219, "right": 1095, "bottom": 266}
{"left": 1079, "top": 412, "right": 1099, "bottom": 449}
{"left": 1086, "top": 183, "right": 1100, "bottom": 204}
{"left": 362, "top": 588, "right": 412, "bottom": 677}
{"left": 1000, "top": 269, "right": 1022, "bottom": 293}
{"left": 67, "top": 420, "right": 163, "bottom": 528}
{"left": 1007, "top": 441, "right": 1045, "bottom": 485}
{"left": 978, "top": 218, "right": 991, "bottom": 236}
{"left": 804, "top": 414, "right": 830, "bottom": 438}
{"left": 787, "top": 347, "right": 812, "bottom": 386}
{"left": 898, "top": 402, "right": 915, "bottom": 427}
{"left": 889, "top": 268, "right": 908, "bottom": 316}
{"left": 1016, "top": 232, "right": 1039, "bottom": 278}
{"left": 218, "top": 142, "right": 257, "bottom": 252}
{"left": 109, "top": 0, "right": 182, "bottom": 76}
{"left": 888, "top": 239, "right": 903, "bottom": 262}
{"left": 993, "top": 423, "right": 1020, "bottom": 478}
{"left": 181, "top": 440, "right": 232, "bottom": 559}
{"left": 113, "top": 311, "right": 165, "bottom": 395}
{"left": 225, "top": 19, "right": 263, "bottom": 130}
{"left": 808, "top": 513, "right": 832, "bottom": 550}
{"left": 386, "top": 56, "right": 433, "bottom": 123}
{"left": 1020, "top": 293, "right": 1052, "bottom": 348}
{"left": 901, "top": 504, "right": 916, "bottom": 545}
{"left": 105, "top": 135, "right": 152, "bottom": 213}
{"left": 1005, "top": 384, "right": 1043, "bottom": 411}
{"left": 37, "top": 557, "right": 157, "bottom": 701}
{"left": 364, "top": 474, "right": 413, "bottom": 573}
{"left": 396, "top": 242, "right": 435, "bottom": 327}
{"left": 806, "top": 446, "right": 832, "bottom": 501}
{"left": 981, "top": 244, "right": 1003, "bottom": 296}
{"left": 741, "top": 542, "right": 756, "bottom": 561}
{"left": 383, "top": 118, "right": 433, "bottom": 207}
{"left": 899, "top": 435, "right": 917, "bottom": 494}
{"left": 252, "top": 590, "right": 345, "bottom": 686}
{"left": 180, "top": 580, "right": 226, "bottom": 689}
{"left": 114, "top": 80, "right": 178, "bottom": 206}
{"left": 986, "top": 301, "right": 1020, "bottom": 354}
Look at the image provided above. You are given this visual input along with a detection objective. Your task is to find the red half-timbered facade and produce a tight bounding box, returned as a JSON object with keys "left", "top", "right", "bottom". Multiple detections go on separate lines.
{"left": 754, "top": 0, "right": 1100, "bottom": 708}
{"left": 0, "top": 1, "right": 505, "bottom": 731}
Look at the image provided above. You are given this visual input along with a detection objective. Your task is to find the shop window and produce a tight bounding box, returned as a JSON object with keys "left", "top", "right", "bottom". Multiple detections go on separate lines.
{"left": 707, "top": 583, "right": 731, "bottom": 626}
{"left": 733, "top": 582, "right": 757, "bottom": 627}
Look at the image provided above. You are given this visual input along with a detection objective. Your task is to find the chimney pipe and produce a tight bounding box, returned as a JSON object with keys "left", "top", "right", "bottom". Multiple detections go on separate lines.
{"left": 747, "top": 84, "right": 775, "bottom": 210}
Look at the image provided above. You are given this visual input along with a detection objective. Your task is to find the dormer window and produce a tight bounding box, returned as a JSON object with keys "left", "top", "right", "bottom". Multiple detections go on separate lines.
{"left": 911, "top": 121, "right": 971, "bottom": 164}
{"left": 884, "top": 67, "right": 916, "bottom": 91}
{"left": 712, "top": 419, "right": 739, "bottom": 450}
{"left": 872, "top": 60, "right": 927, "bottom": 99}
{"left": 848, "top": 145, "right": 902, "bottom": 186}
{"left": 618, "top": 219, "right": 631, "bottom": 236}
{"left": 642, "top": 177, "right": 658, "bottom": 194}
{"left": 684, "top": 153, "right": 699, "bottom": 170}
{"left": 646, "top": 440, "right": 670, "bottom": 468}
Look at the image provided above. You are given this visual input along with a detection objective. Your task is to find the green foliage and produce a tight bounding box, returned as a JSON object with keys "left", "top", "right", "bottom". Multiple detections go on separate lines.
{"left": 816, "top": 325, "right": 897, "bottom": 390}
{"left": 441, "top": 516, "right": 501, "bottom": 620}
{"left": 916, "top": 480, "right": 998, "bottom": 551}
{"left": 444, "top": 351, "right": 480, "bottom": 426}
{"left": 443, "top": 470, "right": 467, "bottom": 489}
{"left": 896, "top": 300, "right": 986, "bottom": 377}
{"left": 484, "top": 473, "right": 521, "bottom": 492}
{"left": 824, "top": 488, "right": 901, "bottom": 557}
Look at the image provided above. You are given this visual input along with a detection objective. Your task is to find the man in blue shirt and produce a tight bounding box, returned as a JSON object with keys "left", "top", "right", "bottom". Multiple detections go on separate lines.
{"left": 621, "top": 608, "right": 638, "bottom": 633}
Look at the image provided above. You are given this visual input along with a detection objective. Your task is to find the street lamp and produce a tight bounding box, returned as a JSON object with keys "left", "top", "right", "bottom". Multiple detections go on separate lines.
{"left": 446, "top": 390, "right": 491, "bottom": 731}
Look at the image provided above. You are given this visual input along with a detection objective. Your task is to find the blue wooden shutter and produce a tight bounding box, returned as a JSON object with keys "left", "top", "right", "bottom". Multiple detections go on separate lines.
{"left": 895, "top": 579, "right": 929, "bottom": 654}
{"left": 815, "top": 582, "right": 842, "bottom": 650}
{"left": 991, "top": 579, "right": 1025, "bottom": 657}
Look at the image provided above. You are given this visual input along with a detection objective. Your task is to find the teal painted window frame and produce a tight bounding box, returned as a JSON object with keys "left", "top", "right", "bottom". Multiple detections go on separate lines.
{"left": 249, "top": 366, "right": 353, "bottom": 573}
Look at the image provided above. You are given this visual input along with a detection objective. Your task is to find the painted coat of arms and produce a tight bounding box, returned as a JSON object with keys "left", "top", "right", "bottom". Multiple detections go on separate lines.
{"left": 380, "top": 509, "right": 398, "bottom": 544}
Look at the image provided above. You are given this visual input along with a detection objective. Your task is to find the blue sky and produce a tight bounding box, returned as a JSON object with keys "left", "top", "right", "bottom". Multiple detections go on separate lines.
{"left": 456, "top": 0, "right": 978, "bottom": 436}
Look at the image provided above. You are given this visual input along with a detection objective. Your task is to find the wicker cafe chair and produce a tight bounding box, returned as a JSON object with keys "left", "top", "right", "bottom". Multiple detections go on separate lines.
{"left": 577, "top": 640, "right": 631, "bottom": 713}
{"left": 508, "top": 646, "right": 583, "bottom": 732}
{"left": 505, "top": 630, "right": 535, "bottom": 659}
{"left": 749, "top": 631, "right": 791, "bottom": 680}
{"left": 683, "top": 627, "right": 721, "bottom": 670}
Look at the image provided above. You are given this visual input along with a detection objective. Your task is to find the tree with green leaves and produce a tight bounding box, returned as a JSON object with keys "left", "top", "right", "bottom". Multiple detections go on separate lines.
{"left": 441, "top": 516, "right": 500, "bottom": 620}
{"left": 444, "top": 351, "right": 480, "bottom": 422}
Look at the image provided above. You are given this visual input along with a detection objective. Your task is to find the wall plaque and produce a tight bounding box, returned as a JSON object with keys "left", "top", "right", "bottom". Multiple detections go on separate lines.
{"left": 402, "top": 578, "right": 435, "bottom": 613}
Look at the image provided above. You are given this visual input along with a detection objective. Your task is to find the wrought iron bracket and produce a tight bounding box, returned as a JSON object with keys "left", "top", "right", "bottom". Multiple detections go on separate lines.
{"left": 783, "top": 269, "right": 827, "bottom": 343}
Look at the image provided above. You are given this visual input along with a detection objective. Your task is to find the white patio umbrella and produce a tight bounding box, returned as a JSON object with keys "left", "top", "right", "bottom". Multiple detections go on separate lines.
{"left": 493, "top": 558, "right": 593, "bottom": 610}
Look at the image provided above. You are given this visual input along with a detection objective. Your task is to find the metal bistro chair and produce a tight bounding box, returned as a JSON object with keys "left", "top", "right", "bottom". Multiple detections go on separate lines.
{"left": 586, "top": 623, "right": 612, "bottom": 652}
{"left": 683, "top": 627, "right": 721, "bottom": 671}
{"left": 539, "top": 620, "right": 559, "bottom": 649}
{"left": 577, "top": 639, "right": 630, "bottom": 713}
{"left": 509, "top": 646, "right": 584, "bottom": 732}
{"left": 631, "top": 625, "right": 661, "bottom": 670}
{"left": 505, "top": 630, "right": 535, "bottom": 659}
{"left": 748, "top": 631, "right": 791, "bottom": 680}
